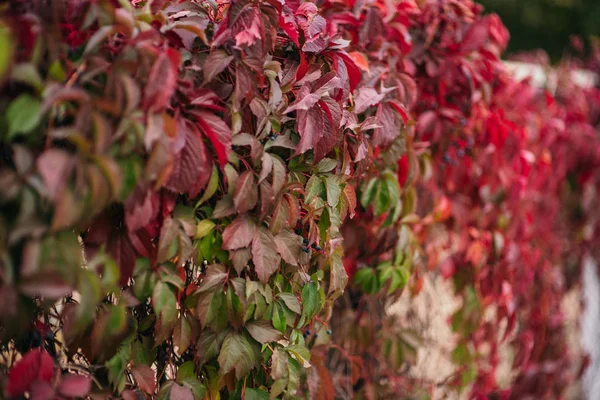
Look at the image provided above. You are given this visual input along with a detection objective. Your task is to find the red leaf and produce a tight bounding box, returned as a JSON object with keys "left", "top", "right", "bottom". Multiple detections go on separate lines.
{"left": 7, "top": 348, "right": 55, "bottom": 397}
{"left": 233, "top": 171, "right": 258, "bottom": 214}
{"left": 144, "top": 48, "right": 181, "bottom": 112}
{"left": 295, "top": 106, "right": 325, "bottom": 155}
{"left": 397, "top": 155, "right": 409, "bottom": 187}
{"left": 296, "top": 52, "right": 309, "bottom": 82}
{"left": 58, "top": 374, "right": 92, "bottom": 398}
{"left": 279, "top": 14, "right": 299, "bottom": 46}
{"left": 195, "top": 110, "right": 231, "bottom": 168}
{"left": 222, "top": 215, "right": 257, "bottom": 250}
{"left": 131, "top": 364, "right": 156, "bottom": 394}
{"left": 461, "top": 19, "right": 489, "bottom": 54}
{"left": 336, "top": 52, "right": 362, "bottom": 92}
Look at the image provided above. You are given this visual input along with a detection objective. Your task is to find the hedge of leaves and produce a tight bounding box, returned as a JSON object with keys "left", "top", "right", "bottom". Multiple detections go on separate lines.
{"left": 1, "top": 0, "right": 599, "bottom": 399}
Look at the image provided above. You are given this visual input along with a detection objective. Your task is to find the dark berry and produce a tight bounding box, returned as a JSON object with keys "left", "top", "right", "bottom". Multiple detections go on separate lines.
{"left": 303, "top": 238, "right": 309, "bottom": 245}
{"left": 269, "top": 134, "right": 277, "bottom": 141}
{"left": 442, "top": 153, "right": 451, "bottom": 164}
{"left": 295, "top": 228, "right": 303, "bottom": 235}
{"left": 231, "top": 144, "right": 238, "bottom": 150}
{"left": 306, "top": 330, "right": 311, "bottom": 335}
{"left": 314, "top": 333, "right": 318, "bottom": 338}
{"left": 327, "top": 329, "right": 332, "bottom": 335}
{"left": 301, "top": 246, "right": 309, "bottom": 253}
{"left": 315, "top": 245, "right": 321, "bottom": 251}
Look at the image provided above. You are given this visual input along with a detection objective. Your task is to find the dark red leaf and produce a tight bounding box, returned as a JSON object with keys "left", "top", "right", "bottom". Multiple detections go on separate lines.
{"left": 165, "top": 120, "right": 211, "bottom": 198}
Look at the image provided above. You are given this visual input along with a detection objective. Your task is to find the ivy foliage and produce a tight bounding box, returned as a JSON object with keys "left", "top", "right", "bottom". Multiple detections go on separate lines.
{"left": 2, "top": 0, "right": 600, "bottom": 399}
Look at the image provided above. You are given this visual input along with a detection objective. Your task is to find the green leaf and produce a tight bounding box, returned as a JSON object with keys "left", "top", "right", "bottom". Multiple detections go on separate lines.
{"left": 374, "top": 173, "right": 399, "bottom": 216}
{"left": 6, "top": 94, "right": 41, "bottom": 139}
{"left": 218, "top": 332, "right": 256, "bottom": 379}
{"left": 152, "top": 282, "right": 177, "bottom": 326}
{"left": 315, "top": 158, "right": 338, "bottom": 173}
{"left": 323, "top": 175, "right": 343, "bottom": 208}
{"left": 329, "top": 245, "right": 348, "bottom": 296}
{"left": 74, "top": 269, "right": 102, "bottom": 333}
{"left": 245, "top": 388, "right": 269, "bottom": 400}
{"left": 11, "top": 63, "right": 43, "bottom": 91}
{"left": 246, "top": 320, "right": 283, "bottom": 344}
{"left": 304, "top": 175, "right": 325, "bottom": 204}
{"left": 360, "top": 177, "right": 378, "bottom": 208}
{"left": 300, "top": 282, "right": 320, "bottom": 323}
{"left": 195, "top": 220, "right": 216, "bottom": 239}
{"left": 196, "top": 165, "right": 220, "bottom": 208}
{"left": 227, "top": 285, "right": 244, "bottom": 328}
{"left": 0, "top": 22, "right": 14, "bottom": 82}
{"left": 173, "top": 316, "right": 192, "bottom": 355}
{"left": 354, "top": 268, "right": 380, "bottom": 294}
{"left": 179, "top": 377, "right": 207, "bottom": 399}
{"left": 272, "top": 302, "right": 287, "bottom": 333}
{"left": 196, "top": 329, "right": 221, "bottom": 366}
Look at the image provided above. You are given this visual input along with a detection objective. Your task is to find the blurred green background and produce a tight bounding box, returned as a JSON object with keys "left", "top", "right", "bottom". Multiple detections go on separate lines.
{"left": 479, "top": 0, "right": 600, "bottom": 62}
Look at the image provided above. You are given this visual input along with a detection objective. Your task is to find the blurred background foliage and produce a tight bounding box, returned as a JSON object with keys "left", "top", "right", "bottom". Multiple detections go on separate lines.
{"left": 480, "top": 0, "right": 600, "bottom": 62}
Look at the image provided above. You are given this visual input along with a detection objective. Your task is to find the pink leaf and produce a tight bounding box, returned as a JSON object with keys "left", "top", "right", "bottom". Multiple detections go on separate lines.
{"left": 170, "top": 383, "right": 194, "bottom": 400}
{"left": 353, "top": 87, "right": 385, "bottom": 114}
{"left": 29, "top": 381, "right": 54, "bottom": 400}
{"left": 131, "top": 364, "right": 156, "bottom": 394}
{"left": 274, "top": 230, "right": 302, "bottom": 266}
{"left": 36, "top": 149, "right": 71, "bottom": 201}
{"left": 124, "top": 186, "right": 156, "bottom": 232}
{"left": 222, "top": 216, "right": 257, "bottom": 250}
{"left": 252, "top": 227, "right": 281, "bottom": 283}
{"left": 233, "top": 171, "right": 258, "bottom": 214}
{"left": 295, "top": 107, "right": 325, "bottom": 155}
{"left": 58, "top": 374, "right": 92, "bottom": 397}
